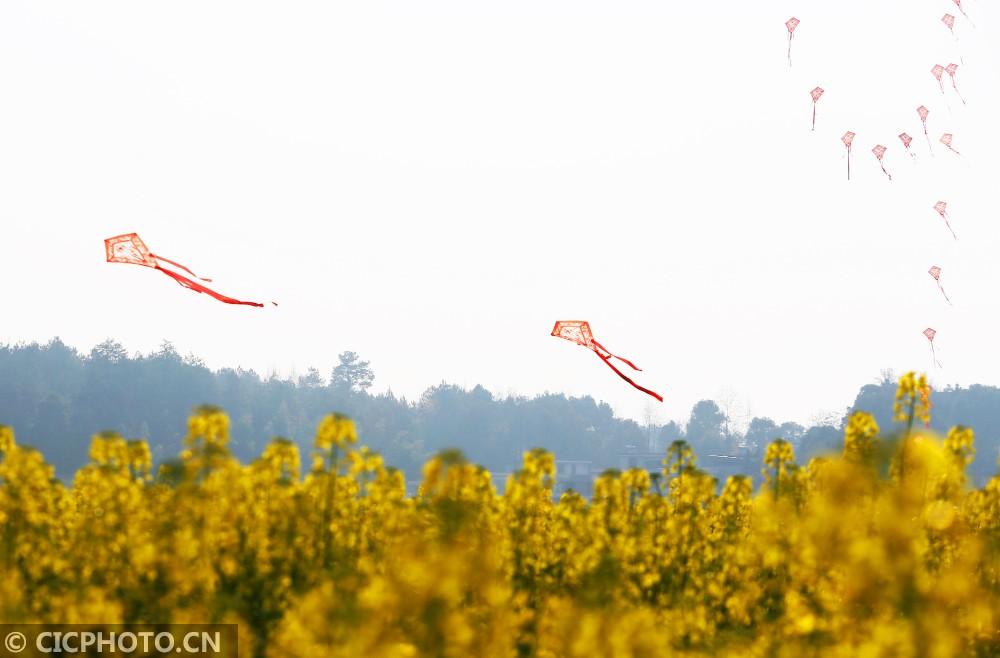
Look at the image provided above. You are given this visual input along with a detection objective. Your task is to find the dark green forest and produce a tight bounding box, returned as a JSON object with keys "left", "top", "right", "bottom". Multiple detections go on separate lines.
{"left": 1, "top": 338, "right": 998, "bottom": 485}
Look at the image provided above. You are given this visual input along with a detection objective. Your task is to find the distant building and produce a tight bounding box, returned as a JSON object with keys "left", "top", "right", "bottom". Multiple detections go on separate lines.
{"left": 554, "top": 459, "right": 594, "bottom": 497}
{"left": 617, "top": 452, "right": 664, "bottom": 473}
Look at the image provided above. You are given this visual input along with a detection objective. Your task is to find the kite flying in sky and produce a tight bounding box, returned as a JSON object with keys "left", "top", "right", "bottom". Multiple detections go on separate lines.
{"left": 810, "top": 87, "right": 824, "bottom": 131}
{"left": 899, "top": 133, "right": 915, "bottom": 159}
{"left": 841, "top": 131, "right": 855, "bottom": 180}
{"left": 945, "top": 64, "right": 966, "bottom": 105}
{"left": 550, "top": 321, "right": 663, "bottom": 402}
{"left": 942, "top": 13, "right": 956, "bottom": 34}
{"left": 940, "top": 133, "right": 962, "bottom": 157}
{"left": 933, "top": 201, "right": 958, "bottom": 240}
{"left": 785, "top": 17, "right": 800, "bottom": 67}
{"left": 872, "top": 145, "right": 891, "bottom": 180}
{"left": 931, "top": 65, "right": 946, "bottom": 95}
{"left": 928, "top": 266, "right": 952, "bottom": 305}
{"left": 917, "top": 106, "right": 932, "bottom": 152}
{"left": 105, "top": 232, "right": 269, "bottom": 307}
{"left": 941, "top": 14, "right": 964, "bottom": 63}
{"left": 923, "top": 328, "right": 942, "bottom": 368}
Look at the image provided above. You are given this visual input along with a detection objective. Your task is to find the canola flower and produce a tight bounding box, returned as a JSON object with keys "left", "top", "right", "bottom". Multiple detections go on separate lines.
{"left": 0, "top": 373, "right": 998, "bottom": 657}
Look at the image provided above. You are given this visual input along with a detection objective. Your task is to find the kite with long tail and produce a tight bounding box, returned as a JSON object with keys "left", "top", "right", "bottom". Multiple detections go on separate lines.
{"left": 917, "top": 106, "right": 933, "bottom": 153}
{"left": 899, "top": 133, "right": 915, "bottom": 159}
{"left": 105, "top": 232, "right": 270, "bottom": 307}
{"left": 923, "top": 328, "right": 942, "bottom": 368}
{"left": 842, "top": 131, "right": 855, "bottom": 180}
{"left": 928, "top": 266, "right": 952, "bottom": 305}
{"left": 945, "top": 64, "right": 966, "bottom": 105}
{"left": 550, "top": 321, "right": 663, "bottom": 402}
{"left": 872, "top": 145, "right": 891, "bottom": 180}
{"left": 785, "top": 17, "right": 800, "bottom": 67}
{"left": 940, "top": 133, "right": 963, "bottom": 157}
{"left": 809, "top": 87, "right": 824, "bottom": 131}
{"left": 934, "top": 201, "right": 958, "bottom": 240}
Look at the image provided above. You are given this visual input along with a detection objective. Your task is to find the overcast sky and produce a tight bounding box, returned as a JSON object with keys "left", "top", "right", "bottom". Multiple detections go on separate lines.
{"left": 1, "top": 0, "right": 998, "bottom": 429}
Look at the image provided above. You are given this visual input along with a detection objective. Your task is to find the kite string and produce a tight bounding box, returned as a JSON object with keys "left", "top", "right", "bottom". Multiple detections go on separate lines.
{"left": 154, "top": 266, "right": 264, "bottom": 307}
{"left": 594, "top": 351, "right": 663, "bottom": 402}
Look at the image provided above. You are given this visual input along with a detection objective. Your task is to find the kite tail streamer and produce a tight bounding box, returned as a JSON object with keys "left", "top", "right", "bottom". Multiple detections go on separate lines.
{"left": 591, "top": 340, "right": 642, "bottom": 371}
{"left": 930, "top": 344, "right": 942, "bottom": 369}
{"left": 811, "top": 104, "right": 816, "bottom": 131}
{"left": 938, "top": 283, "right": 953, "bottom": 305}
{"left": 945, "top": 220, "right": 958, "bottom": 240}
{"left": 788, "top": 35, "right": 793, "bottom": 67}
{"left": 847, "top": 149, "right": 851, "bottom": 181}
{"left": 155, "top": 266, "right": 264, "bottom": 307}
{"left": 595, "top": 352, "right": 663, "bottom": 402}
{"left": 150, "top": 253, "right": 213, "bottom": 282}
{"left": 881, "top": 163, "right": 892, "bottom": 181}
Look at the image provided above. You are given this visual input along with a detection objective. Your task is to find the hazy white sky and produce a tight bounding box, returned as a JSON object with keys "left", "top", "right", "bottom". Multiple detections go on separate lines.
{"left": 1, "top": 0, "right": 998, "bottom": 429}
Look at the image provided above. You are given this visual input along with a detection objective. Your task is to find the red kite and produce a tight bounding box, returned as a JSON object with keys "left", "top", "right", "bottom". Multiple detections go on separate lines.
{"left": 934, "top": 201, "right": 958, "bottom": 240}
{"left": 842, "top": 131, "right": 856, "bottom": 180}
{"left": 550, "top": 321, "right": 663, "bottom": 402}
{"left": 923, "top": 328, "right": 942, "bottom": 368}
{"left": 105, "top": 233, "right": 268, "bottom": 307}
{"left": 809, "top": 87, "right": 824, "bottom": 131}
{"left": 917, "top": 106, "right": 932, "bottom": 152}
{"left": 940, "top": 133, "right": 962, "bottom": 157}
{"left": 945, "top": 64, "right": 966, "bottom": 105}
{"left": 931, "top": 65, "right": 946, "bottom": 95}
{"left": 785, "top": 17, "right": 800, "bottom": 67}
{"left": 928, "top": 266, "right": 952, "bottom": 305}
{"left": 899, "top": 133, "right": 915, "bottom": 159}
{"left": 872, "top": 145, "right": 891, "bottom": 180}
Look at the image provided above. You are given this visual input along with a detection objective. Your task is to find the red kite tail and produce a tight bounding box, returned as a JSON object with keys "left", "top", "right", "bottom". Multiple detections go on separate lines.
{"left": 930, "top": 344, "right": 942, "bottom": 369}
{"left": 150, "top": 252, "right": 213, "bottom": 282}
{"left": 938, "top": 283, "right": 953, "bottom": 305}
{"left": 154, "top": 266, "right": 264, "bottom": 307}
{"left": 595, "top": 352, "right": 663, "bottom": 402}
{"left": 591, "top": 340, "right": 641, "bottom": 371}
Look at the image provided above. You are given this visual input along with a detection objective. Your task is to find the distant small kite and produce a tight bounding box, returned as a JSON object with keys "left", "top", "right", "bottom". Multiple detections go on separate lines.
{"left": 940, "top": 133, "right": 962, "bottom": 157}
{"left": 928, "top": 266, "right": 952, "bottom": 305}
{"left": 899, "top": 133, "right": 915, "bottom": 159}
{"left": 785, "top": 17, "right": 800, "bottom": 67}
{"left": 917, "top": 106, "right": 932, "bottom": 152}
{"left": 841, "top": 131, "right": 856, "bottom": 180}
{"left": 941, "top": 14, "right": 964, "bottom": 62}
{"left": 809, "top": 87, "right": 824, "bottom": 131}
{"left": 550, "top": 321, "right": 663, "bottom": 402}
{"left": 945, "top": 64, "right": 966, "bottom": 105}
{"left": 872, "top": 145, "right": 891, "bottom": 180}
{"left": 105, "top": 232, "right": 269, "bottom": 307}
{"left": 923, "top": 328, "right": 942, "bottom": 368}
{"left": 931, "top": 65, "right": 946, "bottom": 95}
{"left": 934, "top": 201, "right": 958, "bottom": 240}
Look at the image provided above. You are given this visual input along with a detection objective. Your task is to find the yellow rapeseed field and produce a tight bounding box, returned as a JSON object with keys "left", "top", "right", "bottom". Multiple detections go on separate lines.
{"left": 1, "top": 372, "right": 998, "bottom": 657}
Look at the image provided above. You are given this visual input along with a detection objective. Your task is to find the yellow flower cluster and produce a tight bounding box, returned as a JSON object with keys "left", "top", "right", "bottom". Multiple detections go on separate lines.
{"left": 1, "top": 379, "right": 999, "bottom": 657}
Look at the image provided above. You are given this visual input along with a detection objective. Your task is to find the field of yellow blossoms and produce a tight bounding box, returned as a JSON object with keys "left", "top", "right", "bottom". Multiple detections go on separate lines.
{"left": 1, "top": 372, "right": 999, "bottom": 657}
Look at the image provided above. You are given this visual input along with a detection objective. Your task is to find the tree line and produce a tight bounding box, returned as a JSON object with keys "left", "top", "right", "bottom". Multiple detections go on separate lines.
{"left": 0, "top": 338, "right": 997, "bottom": 484}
